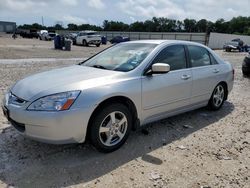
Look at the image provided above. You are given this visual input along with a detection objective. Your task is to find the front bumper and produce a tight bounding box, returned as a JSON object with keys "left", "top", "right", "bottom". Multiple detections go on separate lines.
{"left": 2, "top": 103, "right": 90, "bottom": 144}
{"left": 88, "top": 40, "right": 101, "bottom": 45}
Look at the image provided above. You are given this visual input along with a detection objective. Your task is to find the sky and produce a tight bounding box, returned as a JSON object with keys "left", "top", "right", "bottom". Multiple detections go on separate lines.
{"left": 0, "top": 0, "right": 249, "bottom": 27}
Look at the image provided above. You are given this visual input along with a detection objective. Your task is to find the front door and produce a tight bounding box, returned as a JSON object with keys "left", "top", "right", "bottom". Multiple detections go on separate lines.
{"left": 142, "top": 45, "right": 192, "bottom": 123}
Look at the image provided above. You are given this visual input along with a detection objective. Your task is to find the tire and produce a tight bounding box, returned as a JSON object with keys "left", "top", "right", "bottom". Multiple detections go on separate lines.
{"left": 242, "top": 69, "right": 250, "bottom": 76}
{"left": 89, "top": 103, "right": 132, "bottom": 153}
{"left": 96, "top": 43, "right": 100, "bottom": 47}
{"left": 207, "top": 84, "right": 227, "bottom": 111}
{"left": 82, "top": 40, "right": 88, "bottom": 46}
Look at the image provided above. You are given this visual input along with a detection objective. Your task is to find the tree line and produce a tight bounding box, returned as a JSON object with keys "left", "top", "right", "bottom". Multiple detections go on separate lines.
{"left": 18, "top": 16, "right": 250, "bottom": 35}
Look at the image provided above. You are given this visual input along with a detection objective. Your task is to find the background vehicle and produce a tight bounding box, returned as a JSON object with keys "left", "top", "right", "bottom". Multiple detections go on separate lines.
{"left": 242, "top": 52, "right": 250, "bottom": 76}
{"left": 68, "top": 32, "right": 78, "bottom": 45}
{"left": 110, "top": 36, "right": 130, "bottom": 44}
{"left": 76, "top": 30, "right": 101, "bottom": 47}
{"left": 223, "top": 38, "right": 245, "bottom": 52}
{"left": 40, "top": 32, "right": 57, "bottom": 41}
{"left": 2, "top": 40, "right": 234, "bottom": 153}
{"left": 38, "top": 30, "right": 48, "bottom": 40}
{"left": 20, "top": 29, "right": 39, "bottom": 39}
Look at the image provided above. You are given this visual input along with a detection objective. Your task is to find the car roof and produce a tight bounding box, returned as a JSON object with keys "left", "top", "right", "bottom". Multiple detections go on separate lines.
{"left": 126, "top": 40, "right": 205, "bottom": 46}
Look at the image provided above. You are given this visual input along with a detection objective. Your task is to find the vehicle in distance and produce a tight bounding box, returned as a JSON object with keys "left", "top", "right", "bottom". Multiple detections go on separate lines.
{"left": 68, "top": 32, "right": 78, "bottom": 45}
{"left": 223, "top": 38, "right": 249, "bottom": 52}
{"left": 2, "top": 40, "right": 234, "bottom": 152}
{"left": 40, "top": 32, "right": 57, "bottom": 41}
{"left": 110, "top": 36, "right": 130, "bottom": 44}
{"left": 242, "top": 52, "right": 250, "bottom": 76}
{"left": 76, "top": 30, "right": 101, "bottom": 47}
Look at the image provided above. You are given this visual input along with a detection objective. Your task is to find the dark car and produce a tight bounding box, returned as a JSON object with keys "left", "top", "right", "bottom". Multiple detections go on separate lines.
{"left": 242, "top": 52, "right": 250, "bottom": 76}
{"left": 20, "top": 29, "right": 39, "bottom": 39}
{"left": 110, "top": 36, "right": 130, "bottom": 44}
{"left": 223, "top": 38, "right": 249, "bottom": 52}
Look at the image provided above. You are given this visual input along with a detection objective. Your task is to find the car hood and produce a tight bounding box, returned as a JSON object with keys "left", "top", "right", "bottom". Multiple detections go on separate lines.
{"left": 11, "top": 65, "right": 122, "bottom": 101}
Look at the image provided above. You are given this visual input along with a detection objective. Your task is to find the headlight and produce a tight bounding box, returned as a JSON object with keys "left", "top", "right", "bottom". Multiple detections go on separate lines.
{"left": 27, "top": 91, "right": 80, "bottom": 111}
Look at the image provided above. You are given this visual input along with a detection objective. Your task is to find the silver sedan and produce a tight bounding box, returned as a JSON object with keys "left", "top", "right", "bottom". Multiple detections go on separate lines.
{"left": 2, "top": 40, "right": 234, "bottom": 152}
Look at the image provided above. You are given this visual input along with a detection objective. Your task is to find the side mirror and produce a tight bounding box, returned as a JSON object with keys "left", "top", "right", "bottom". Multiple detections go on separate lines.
{"left": 146, "top": 63, "right": 170, "bottom": 75}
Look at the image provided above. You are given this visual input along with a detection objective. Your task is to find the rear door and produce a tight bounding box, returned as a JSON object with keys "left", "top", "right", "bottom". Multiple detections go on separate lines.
{"left": 187, "top": 45, "right": 221, "bottom": 104}
{"left": 142, "top": 45, "right": 192, "bottom": 122}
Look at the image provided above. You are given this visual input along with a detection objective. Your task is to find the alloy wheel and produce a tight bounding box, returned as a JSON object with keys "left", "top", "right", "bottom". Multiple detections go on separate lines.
{"left": 213, "top": 85, "right": 224, "bottom": 107}
{"left": 99, "top": 111, "right": 128, "bottom": 147}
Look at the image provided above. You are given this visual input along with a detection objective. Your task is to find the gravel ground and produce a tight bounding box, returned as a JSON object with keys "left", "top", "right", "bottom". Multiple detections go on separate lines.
{"left": 0, "top": 34, "right": 110, "bottom": 59}
{"left": 0, "top": 36, "right": 249, "bottom": 188}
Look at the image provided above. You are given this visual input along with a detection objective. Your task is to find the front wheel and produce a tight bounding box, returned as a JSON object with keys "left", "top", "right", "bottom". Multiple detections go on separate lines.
{"left": 89, "top": 104, "right": 132, "bottom": 153}
{"left": 82, "top": 40, "right": 88, "bottom": 46}
{"left": 208, "top": 84, "right": 226, "bottom": 110}
{"left": 96, "top": 43, "right": 100, "bottom": 47}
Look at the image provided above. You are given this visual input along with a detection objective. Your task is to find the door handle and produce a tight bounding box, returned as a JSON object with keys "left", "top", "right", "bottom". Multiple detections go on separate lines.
{"left": 213, "top": 69, "right": 220, "bottom": 73}
{"left": 181, "top": 75, "right": 191, "bottom": 80}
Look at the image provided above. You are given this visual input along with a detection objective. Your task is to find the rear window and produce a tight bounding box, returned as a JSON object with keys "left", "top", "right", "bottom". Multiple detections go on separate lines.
{"left": 209, "top": 53, "right": 218, "bottom": 64}
{"left": 188, "top": 45, "right": 211, "bottom": 67}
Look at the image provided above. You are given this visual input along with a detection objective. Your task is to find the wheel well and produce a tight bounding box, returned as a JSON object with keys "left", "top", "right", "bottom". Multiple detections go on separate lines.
{"left": 86, "top": 96, "right": 139, "bottom": 140}
{"left": 218, "top": 81, "right": 228, "bottom": 100}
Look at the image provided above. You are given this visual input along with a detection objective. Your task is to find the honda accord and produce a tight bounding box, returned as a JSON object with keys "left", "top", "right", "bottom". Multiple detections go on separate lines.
{"left": 2, "top": 40, "right": 234, "bottom": 152}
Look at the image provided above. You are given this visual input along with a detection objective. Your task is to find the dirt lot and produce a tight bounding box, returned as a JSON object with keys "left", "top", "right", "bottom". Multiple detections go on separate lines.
{"left": 0, "top": 36, "right": 249, "bottom": 188}
{"left": 0, "top": 34, "right": 110, "bottom": 59}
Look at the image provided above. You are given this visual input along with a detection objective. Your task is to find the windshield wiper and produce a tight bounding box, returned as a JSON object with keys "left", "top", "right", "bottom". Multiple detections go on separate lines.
{"left": 92, "top": 65, "right": 107, "bottom": 70}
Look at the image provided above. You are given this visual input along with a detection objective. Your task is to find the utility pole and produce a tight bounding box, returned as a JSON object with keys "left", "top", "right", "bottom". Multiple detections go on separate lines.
{"left": 42, "top": 16, "right": 44, "bottom": 26}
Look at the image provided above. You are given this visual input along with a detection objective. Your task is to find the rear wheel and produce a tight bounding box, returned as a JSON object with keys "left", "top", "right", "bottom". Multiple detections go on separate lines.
{"left": 208, "top": 84, "right": 226, "bottom": 110}
{"left": 89, "top": 104, "right": 132, "bottom": 153}
{"left": 96, "top": 43, "right": 100, "bottom": 47}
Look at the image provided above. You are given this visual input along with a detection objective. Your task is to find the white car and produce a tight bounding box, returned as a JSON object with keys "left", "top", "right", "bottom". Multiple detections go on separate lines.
{"left": 40, "top": 32, "right": 57, "bottom": 41}
{"left": 2, "top": 40, "right": 234, "bottom": 152}
{"left": 76, "top": 30, "right": 101, "bottom": 47}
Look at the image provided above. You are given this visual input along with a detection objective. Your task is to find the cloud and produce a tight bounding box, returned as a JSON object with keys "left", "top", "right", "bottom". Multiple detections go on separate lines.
{"left": 130, "top": 16, "right": 136, "bottom": 22}
{"left": 117, "top": 0, "right": 250, "bottom": 21}
{"left": 0, "top": 0, "right": 47, "bottom": 11}
{"left": 87, "top": 0, "right": 105, "bottom": 10}
{"left": 117, "top": 0, "right": 185, "bottom": 20}
{"left": 62, "top": 15, "right": 87, "bottom": 24}
{"left": 0, "top": 0, "right": 249, "bottom": 26}
{"left": 60, "top": 0, "right": 78, "bottom": 6}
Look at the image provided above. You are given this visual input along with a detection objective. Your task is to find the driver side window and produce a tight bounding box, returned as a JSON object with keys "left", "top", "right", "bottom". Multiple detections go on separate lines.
{"left": 152, "top": 45, "right": 187, "bottom": 71}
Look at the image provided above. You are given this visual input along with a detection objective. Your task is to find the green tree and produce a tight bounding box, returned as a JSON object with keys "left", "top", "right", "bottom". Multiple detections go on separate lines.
{"left": 54, "top": 24, "right": 64, "bottom": 30}
{"left": 196, "top": 19, "right": 207, "bottom": 32}
{"left": 129, "top": 21, "right": 145, "bottom": 31}
{"left": 184, "top": 19, "right": 197, "bottom": 32}
{"left": 67, "top": 23, "right": 78, "bottom": 30}
{"left": 214, "top": 19, "right": 229, "bottom": 33}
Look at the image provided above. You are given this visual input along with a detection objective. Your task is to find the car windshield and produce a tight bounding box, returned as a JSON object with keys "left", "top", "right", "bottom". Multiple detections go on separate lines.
{"left": 82, "top": 43, "right": 157, "bottom": 72}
